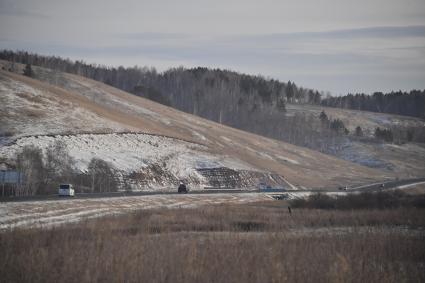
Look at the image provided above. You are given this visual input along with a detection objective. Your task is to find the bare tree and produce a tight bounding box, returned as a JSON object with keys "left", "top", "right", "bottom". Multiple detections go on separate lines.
{"left": 87, "top": 158, "right": 117, "bottom": 192}
{"left": 44, "top": 141, "right": 76, "bottom": 194}
{"left": 16, "top": 146, "right": 44, "bottom": 196}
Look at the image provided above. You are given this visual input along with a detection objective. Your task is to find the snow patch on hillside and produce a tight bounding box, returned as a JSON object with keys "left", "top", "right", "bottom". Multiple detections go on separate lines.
{"left": 332, "top": 141, "right": 394, "bottom": 170}
{"left": 276, "top": 155, "right": 300, "bottom": 165}
{"left": 0, "top": 133, "right": 256, "bottom": 184}
{"left": 0, "top": 74, "right": 130, "bottom": 139}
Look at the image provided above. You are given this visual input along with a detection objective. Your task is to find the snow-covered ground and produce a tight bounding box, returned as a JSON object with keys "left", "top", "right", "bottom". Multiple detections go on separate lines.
{"left": 0, "top": 133, "right": 258, "bottom": 188}
{"left": 0, "top": 73, "right": 131, "bottom": 141}
{"left": 333, "top": 140, "right": 394, "bottom": 170}
{"left": 0, "top": 193, "right": 272, "bottom": 230}
{"left": 332, "top": 139, "right": 425, "bottom": 177}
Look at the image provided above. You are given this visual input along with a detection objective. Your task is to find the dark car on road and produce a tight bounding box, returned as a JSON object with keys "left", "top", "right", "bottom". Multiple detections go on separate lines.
{"left": 178, "top": 183, "right": 188, "bottom": 193}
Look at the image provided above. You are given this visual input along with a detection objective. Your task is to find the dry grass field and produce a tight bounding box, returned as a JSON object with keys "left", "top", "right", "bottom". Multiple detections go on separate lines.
{"left": 1, "top": 198, "right": 424, "bottom": 283}
{"left": 0, "top": 193, "right": 271, "bottom": 230}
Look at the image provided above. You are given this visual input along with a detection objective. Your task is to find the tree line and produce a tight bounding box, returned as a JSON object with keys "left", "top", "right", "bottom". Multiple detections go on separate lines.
{"left": 2, "top": 50, "right": 423, "bottom": 121}
{"left": 0, "top": 49, "right": 322, "bottom": 113}
{"left": 320, "top": 91, "right": 425, "bottom": 119}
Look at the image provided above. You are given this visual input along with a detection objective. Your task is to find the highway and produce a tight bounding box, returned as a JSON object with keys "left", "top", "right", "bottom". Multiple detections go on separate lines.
{"left": 349, "top": 177, "right": 425, "bottom": 192}
{"left": 1, "top": 177, "right": 425, "bottom": 203}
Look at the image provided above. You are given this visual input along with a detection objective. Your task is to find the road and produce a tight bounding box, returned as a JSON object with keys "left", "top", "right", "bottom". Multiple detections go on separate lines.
{"left": 1, "top": 177, "right": 425, "bottom": 203}
{"left": 349, "top": 177, "right": 425, "bottom": 192}
{"left": 1, "top": 177, "right": 424, "bottom": 230}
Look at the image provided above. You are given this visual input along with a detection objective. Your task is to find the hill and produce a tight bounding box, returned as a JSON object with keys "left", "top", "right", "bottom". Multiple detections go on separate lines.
{"left": 0, "top": 62, "right": 392, "bottom": 191}
{"left": 1, "top": 52, "right": 423, "bottom": 179}
{"left": 285, "top": 104, "right": 425, "bottom": 176}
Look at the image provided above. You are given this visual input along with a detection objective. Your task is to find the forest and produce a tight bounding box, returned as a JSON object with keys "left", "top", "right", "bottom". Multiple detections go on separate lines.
{"left": 321, "top": 91, "right": 425, "bottom": 119}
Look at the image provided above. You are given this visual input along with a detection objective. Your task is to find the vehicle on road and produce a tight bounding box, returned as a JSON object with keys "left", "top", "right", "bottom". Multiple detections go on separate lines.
{"left": 178, "top": 183, "right": 188, "bottom": 193}
{"left": 258, "top": 182, "right": 286, "bottom": 192}
{"left": 58, "top": 184, "right": 75, "bottom": 197}
{"left": 272, "top": 194, "right": 288, "bottom": 200}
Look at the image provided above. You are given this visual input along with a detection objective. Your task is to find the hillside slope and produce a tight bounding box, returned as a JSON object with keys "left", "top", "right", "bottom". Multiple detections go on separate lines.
{"left": 286, "top": 104, "right": 425, "bottom": 177}
{"left": 0, "top": 67, "right": 392, "bottom": 189}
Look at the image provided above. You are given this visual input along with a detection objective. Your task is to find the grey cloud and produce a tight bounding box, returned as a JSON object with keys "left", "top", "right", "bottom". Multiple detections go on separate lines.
{"left": 229, "top": 26, "right": 425, "bottom": 45}
{"left": 1, "top": 0, "right": 425, "bottom": 95}
{"left": 0, "top": 0, "right": 49, "bottom": 18}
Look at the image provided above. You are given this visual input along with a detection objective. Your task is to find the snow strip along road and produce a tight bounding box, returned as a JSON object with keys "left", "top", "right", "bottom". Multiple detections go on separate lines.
{"left": 0, "top": 193, "right": 271, "bottom": 230}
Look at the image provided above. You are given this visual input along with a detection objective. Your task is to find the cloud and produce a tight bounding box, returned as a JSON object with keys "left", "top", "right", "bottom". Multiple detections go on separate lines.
{"left": 0, "top": 0, "right": 49, "bottom": 18}
{"left": 1, "top": 0, "right": 424, "bottom": 95}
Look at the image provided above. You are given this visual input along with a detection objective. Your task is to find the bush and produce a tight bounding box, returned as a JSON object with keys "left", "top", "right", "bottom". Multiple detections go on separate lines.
{"left": 15, "top": 146, "right": 44, "bottom": 195}
{"left": 86, "top": 158, "right": 118, "bottom": 192}
{"left": 23, "top": 63, "right": 34, "bottom": 77}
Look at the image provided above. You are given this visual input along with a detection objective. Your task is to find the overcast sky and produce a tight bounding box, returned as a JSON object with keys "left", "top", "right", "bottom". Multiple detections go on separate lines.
{"left": 1, "top": 0, "right": 425, "bottom": 94}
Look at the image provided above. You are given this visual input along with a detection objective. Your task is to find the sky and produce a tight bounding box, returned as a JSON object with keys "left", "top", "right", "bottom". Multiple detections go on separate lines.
{"left": 1, "top": 0, "right": 425, "bottom": 95}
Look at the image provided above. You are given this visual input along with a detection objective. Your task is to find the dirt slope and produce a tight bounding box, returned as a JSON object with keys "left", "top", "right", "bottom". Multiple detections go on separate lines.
{"left": 0, "top": 67, "right": 392, "bottom": 188}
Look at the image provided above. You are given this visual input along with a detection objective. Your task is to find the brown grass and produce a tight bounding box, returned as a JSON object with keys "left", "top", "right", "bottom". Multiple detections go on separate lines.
{"left": 23, "top": 108, "right": 45, "bottom": 118}
{"left": 15, "top": 92, "right": 44, "bottom": 104}
{"left": 402, "top": 183, "right": 425, "bottom": 195}
{"left": 290, "top": 190, "right": 425, "bottom": 210}
{"left": 1, "top": 202, "right": 424, "bottom": 283}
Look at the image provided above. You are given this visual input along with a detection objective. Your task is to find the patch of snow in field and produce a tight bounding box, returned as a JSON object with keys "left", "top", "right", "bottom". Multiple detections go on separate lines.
{"left": 191, "top": 130, "right": 207, "bottom": 141}
{"left": 220, "top": 136, "right": 233, "bottom": 143}
{"left": 276, "top": 155, "right": 300, "bottom": 165}
{"left": 332, "top": 140, "right": 394, "bottom": 170}
{"left": 0, "top": 78, "right": 43, "bottom": 98}
{"left": 369, "top": 115, "right": 392, "bottom": 125}
{"left": 257, "top": 151, "right": 274, "bottom": 160}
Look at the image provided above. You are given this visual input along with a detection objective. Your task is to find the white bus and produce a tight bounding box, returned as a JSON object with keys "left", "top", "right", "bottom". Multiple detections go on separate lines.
{"left": 58, "top": 184, "right": 75, "bottom": 197}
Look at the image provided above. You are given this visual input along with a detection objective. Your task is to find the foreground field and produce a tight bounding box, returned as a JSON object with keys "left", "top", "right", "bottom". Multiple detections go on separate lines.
{"left": 1, "top": 200, "right": 424, "bottom": 283}
{"left": 0, "top": 193, "right": 271, "bottom": 230}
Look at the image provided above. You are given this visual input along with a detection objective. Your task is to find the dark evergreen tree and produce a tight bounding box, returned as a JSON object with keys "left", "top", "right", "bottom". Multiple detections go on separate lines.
{"left": 23, "top": 63, "right": 33, "bottom": 77}
{"left": 355, "top": 126, "right": 363, "bottom": 137}
{"left": 375, "top": 127, "right": 393, "bottom": 142}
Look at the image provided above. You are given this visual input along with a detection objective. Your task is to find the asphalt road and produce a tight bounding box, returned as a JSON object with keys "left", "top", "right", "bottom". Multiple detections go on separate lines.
{"left": 349, "top": 177, "right": 425, "bottom": 192}
{"left": 1, "top": 177, "right": 425, "bottom": 203}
